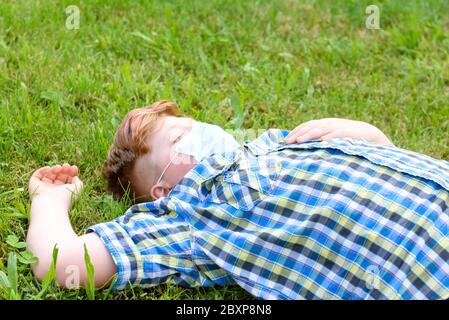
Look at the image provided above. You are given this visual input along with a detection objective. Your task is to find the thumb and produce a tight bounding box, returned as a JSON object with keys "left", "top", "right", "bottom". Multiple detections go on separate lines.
{"left": 71, "top": 176, "right": 84, "bottom": 193}
{"left": 28, "top": 176, "right": 41, "bottom": 196}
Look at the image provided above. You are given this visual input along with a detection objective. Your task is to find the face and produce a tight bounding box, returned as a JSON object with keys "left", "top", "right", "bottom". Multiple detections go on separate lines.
{"left": 132, "top": 116, "right": 197, "bottom": 201}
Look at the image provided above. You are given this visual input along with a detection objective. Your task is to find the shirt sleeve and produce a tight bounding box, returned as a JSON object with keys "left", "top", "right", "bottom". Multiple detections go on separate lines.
{"left": 85, "top": 199, "right": 233, "bottom": 291}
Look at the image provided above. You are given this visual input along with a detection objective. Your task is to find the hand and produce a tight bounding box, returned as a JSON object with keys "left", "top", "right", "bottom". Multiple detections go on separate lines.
{"left": 28, "top": 163, "right": 84, "bottom": 205}
{"left": 284, "top": 118, "right": 393, "bottom": 146}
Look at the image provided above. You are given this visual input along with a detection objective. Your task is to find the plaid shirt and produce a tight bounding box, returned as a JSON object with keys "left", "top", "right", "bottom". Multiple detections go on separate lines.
{"left": 87, "top": 129, "right": 449, "bottom": 299}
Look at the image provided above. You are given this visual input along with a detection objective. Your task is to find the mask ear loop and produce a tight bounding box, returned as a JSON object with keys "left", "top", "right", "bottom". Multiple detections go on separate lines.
{"left": 155, "top": 151, "right": 180, "bottom": 186}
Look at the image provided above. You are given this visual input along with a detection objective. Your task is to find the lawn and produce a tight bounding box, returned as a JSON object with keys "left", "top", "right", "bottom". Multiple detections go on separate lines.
{"left": 0, "top": 0, "right": 448, "bottom": 300}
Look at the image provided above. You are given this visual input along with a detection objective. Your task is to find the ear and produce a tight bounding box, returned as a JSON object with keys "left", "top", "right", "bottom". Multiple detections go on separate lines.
{"left": 150, "top": 183, "right": 171, "bottom": 200}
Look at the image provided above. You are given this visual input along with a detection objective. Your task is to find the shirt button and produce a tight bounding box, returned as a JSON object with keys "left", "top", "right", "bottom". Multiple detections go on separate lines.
{"left": 168, "top": 212, "right": 177, "bottom": 218}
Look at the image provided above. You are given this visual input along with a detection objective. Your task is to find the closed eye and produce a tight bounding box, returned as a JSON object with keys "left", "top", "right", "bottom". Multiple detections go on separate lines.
{"left": 168, "top": 127, "right": 182, "bottom": 143}
{"left": 169, "top": 124, "right": 190, "bottom": 144}
{"left": 174, "top": 134, "right": 183, "bottom": 143}
{"left": 170, "top": 130, "right": 184, "bottom": 144}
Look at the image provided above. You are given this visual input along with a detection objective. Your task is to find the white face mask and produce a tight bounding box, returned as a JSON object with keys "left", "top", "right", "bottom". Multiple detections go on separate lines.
{"left": 155, "top": 120, "right": 241, "bottom": 185}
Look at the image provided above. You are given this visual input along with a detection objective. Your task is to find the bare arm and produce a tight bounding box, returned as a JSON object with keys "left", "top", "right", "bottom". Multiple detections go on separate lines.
{"left": 26, "top": 164, "right": 117, "bottom": 288}
{"left": 284, "top": 118, "right": 394, "bottom": 146}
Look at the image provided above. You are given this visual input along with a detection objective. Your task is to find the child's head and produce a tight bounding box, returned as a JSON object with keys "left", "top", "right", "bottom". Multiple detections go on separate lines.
{"left": 103, "top": 100, "right": 196, "bottom": 203}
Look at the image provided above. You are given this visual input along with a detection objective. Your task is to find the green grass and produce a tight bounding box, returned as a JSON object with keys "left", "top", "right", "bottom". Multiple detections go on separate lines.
{"left": 0, "top": 0, "right": 448, "bottom": 300}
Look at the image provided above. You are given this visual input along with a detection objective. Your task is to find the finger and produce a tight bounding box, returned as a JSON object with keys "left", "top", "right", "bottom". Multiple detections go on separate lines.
{"left": 42, "top": 176, "right": 54, "bottom": 183}
{"left": 29, "top": 175, "right": 44, "bottom": 189}
{"left": 43, "top": 165, "right": 62, "bottom": 175}
{"left": 72, "top": 175, "right": 83, "bottom": 185}
{"left": 66, "top": 165, "right": 78, "bottom": 176}
{"left": 71, "top": 165, "right": 79, "bottom": 176}
{"left": 285, "top": 120, "right": 324, "bottom": 143}
{"left": 59, "top": 165, "right": 78, "bottom": 183}
{"left": 57, "top": 164, "right": 75, "bottom": 184}
{"left": 50, "top": 164, "right": 63, "bottom": 171}
{"left": 43, "top": 165, "right": 63, "bottom": 181}
{"left": 285, "top": 120, "right": 316, "bottom": 139}
{"left": 285, "top": 125, "right": 311, "bottom": 143}
{"left": 72, "top": 176, "right": 84, "bottom": 192}
{"left": 55, "top": 172, "right": 71, "bottom": 185}
{"left": 32, "top": 166, "right": 51, "bottom": 180}
{"left": 53, "top": 178, "right": 65, "bottom": 186}
{"left": 60, "top": 164, "right": 74, "bottom": 176}
{"left": 320, "top": 130, "right": 345, "bottom": 142}
{"left": 286, "top": 123, "right": 323, "bottom": 143}
{"left": 28, "top": 176, "right": 42, "bottom": 196}
{"left": 43, "top": 171, "right": 57, "bottom": 182}
{"left": 297, "top": 127, "right": 332, "bottom": 143}
{"left": 60, "top": 164, "right": 78, "bottom": 179}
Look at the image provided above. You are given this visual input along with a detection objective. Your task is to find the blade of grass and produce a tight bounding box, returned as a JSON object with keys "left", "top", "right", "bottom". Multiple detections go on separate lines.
{"left": 84, "top": 243, "right": 95, "bottom": 300}
{"left": 35, "top": 245, "right": 59, "bottom": 300}
{"left": 7, "top": 252, "right": 19, "bottom": 299}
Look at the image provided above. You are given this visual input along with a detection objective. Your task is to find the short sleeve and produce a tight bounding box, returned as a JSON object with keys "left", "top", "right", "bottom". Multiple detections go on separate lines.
{"left": 85, "top": 201, "right": 232, "bottom": 290}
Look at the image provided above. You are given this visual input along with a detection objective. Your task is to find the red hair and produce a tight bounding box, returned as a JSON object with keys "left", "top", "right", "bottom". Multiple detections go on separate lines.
{"left": 103, "top": 100, "right": 179, "bottom": 201}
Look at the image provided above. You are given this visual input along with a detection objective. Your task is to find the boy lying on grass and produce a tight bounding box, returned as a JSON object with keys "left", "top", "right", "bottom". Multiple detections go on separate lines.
{"left": 27, "top": 100, "right": 449, "bottom": 299}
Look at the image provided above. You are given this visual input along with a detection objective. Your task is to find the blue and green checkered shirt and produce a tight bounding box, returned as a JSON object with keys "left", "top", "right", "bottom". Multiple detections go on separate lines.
{"left": 87, "top": 129, "right": 449, "bottom": 299}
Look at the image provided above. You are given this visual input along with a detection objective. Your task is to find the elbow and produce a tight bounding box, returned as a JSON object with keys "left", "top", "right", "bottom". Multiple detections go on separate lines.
{"left": 30, "top": 253, "right": 69, "bottom": 288}
{"left": 31, "top": 262, "right": 48, "bottom": 283}
{"left": 29, "top": 245, "right": 54, "bottom": 284}
{"left": 29, "top": 242, "right": 80, "bottom": 289}
{"left": 29, "top": 235, "right": 117, "bottom": 290}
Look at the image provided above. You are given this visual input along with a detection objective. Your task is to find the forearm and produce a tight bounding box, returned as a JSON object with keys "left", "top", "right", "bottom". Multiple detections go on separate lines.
{"left": 26, "top": 193, "right": 78, "bottom": 275}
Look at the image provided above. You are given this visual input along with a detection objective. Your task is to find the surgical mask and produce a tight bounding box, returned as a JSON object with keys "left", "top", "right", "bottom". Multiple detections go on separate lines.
{"left": 155, "top": 120, "right": 241, "bottom": 185}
